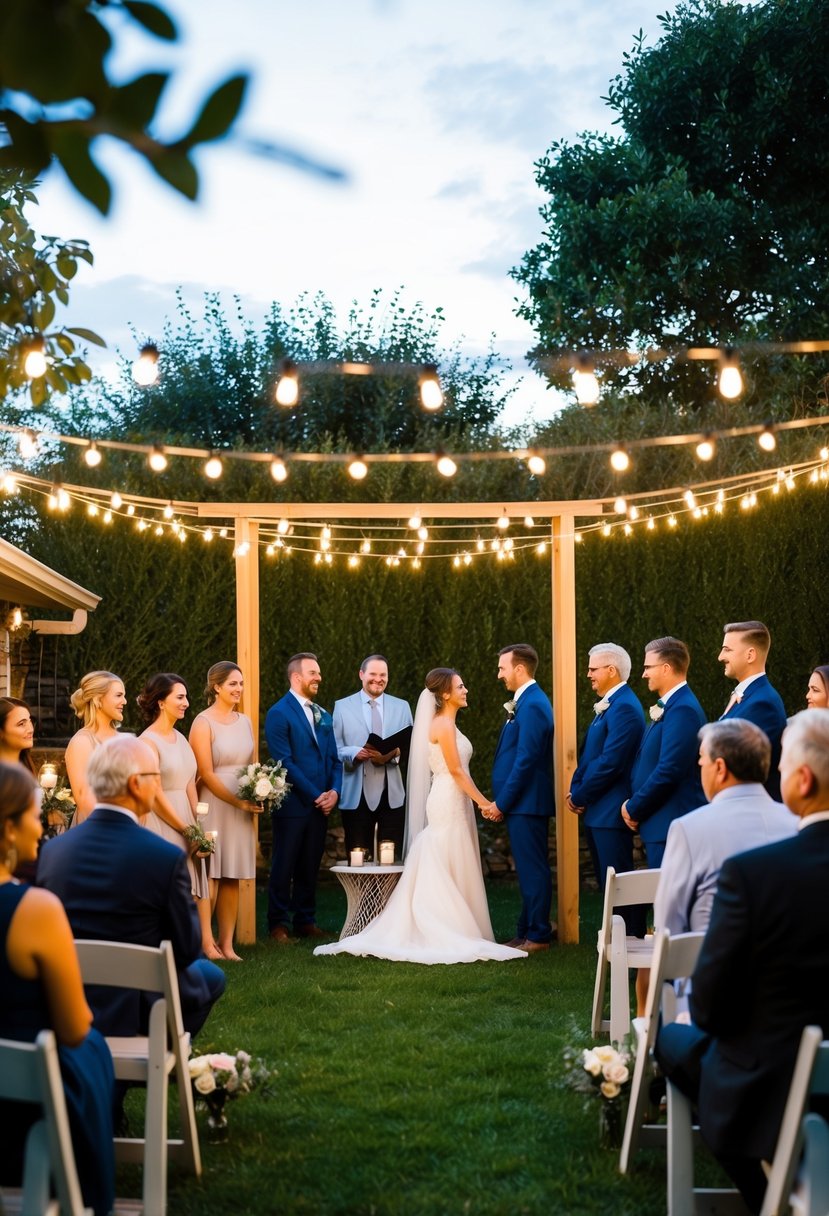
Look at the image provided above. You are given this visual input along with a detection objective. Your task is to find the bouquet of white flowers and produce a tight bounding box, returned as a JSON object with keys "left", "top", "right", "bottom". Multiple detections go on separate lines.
{"left": 563, "top": 1037, "right": 632, "bottom": 1146}
{"left": 188, "top": 1049, "right": 276, "bottom": 1136}
{"left": 40, "top": 783, "right": 76, "bottom": 837}
{"left": 236, "top": 761, "right": 290, "bottom": 812}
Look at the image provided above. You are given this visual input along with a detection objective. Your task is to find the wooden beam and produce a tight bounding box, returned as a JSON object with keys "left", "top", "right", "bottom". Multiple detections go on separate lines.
{"left": 195, "top": 499, "right": 605, "bottom": 520}
{"left": 551, "top": 513, "right": 580, "bottom": 944}
{"left": 234, "top": 519, "right": 259, "bottom": 945}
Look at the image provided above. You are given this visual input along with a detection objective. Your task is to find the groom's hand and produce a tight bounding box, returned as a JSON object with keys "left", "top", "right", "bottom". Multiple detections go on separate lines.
{"left": 487, "top": 801, "right": 504, "bottom": 823}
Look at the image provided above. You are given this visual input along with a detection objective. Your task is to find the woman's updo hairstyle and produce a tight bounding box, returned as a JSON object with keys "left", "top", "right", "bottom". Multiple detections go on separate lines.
{"left": 425, "top": 667, "right": 457, "bottom": 711}
{"left": 69, "top": 671, "right": 122, "bottom": 729}
{"left": 136, "top": 673, "right": 187, "bottom": 726}
{"left": 204, "top": 661, "right": 242, "bottom": 705}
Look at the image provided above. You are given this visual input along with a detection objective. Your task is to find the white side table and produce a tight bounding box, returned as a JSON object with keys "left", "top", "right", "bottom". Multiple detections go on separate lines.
{"left": 330, "top": 863, "right": 405, "bottom": 939}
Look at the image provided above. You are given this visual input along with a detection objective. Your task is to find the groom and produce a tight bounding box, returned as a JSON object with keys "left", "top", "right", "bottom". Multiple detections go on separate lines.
{"left": 489, "top": 643, "right": 555, "bottom": 952}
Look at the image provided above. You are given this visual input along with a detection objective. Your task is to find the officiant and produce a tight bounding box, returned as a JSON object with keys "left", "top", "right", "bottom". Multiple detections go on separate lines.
{"left": 333, "top": 655, "right": 413, "bottom": 860}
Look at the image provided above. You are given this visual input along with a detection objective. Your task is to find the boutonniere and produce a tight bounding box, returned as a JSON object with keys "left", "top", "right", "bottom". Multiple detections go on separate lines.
{"left": 593, "top": 698, "right": 611, "bottom": 716}
{"left": 648, "top": 703, "right": 664, "bottom": 722}
{"left": 311, "top": 704, "right": 325, "bottom": 727}
{"left": 503, "top": 700, "right": 516, "bottom": 720}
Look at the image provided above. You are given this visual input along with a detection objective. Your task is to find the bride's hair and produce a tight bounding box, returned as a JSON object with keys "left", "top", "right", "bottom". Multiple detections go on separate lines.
{"left": 425, "top": 667, "right": 457, "bottom": 711}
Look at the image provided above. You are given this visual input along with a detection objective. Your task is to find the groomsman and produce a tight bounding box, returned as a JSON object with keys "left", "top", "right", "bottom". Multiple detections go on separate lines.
{"left": 333, "top": 655, "right": 413, "bottom": 860}
{"left": 265, "top": 653, "right": 342, "bottom": 942}
{"left": 718, "top": 620, "right": 787, "bottom": 799}
{"left": 567, "top": 643, "right": 646, "bottom": 925}
{"left": 622, "top": 636, "right": 707, "bottom": 867}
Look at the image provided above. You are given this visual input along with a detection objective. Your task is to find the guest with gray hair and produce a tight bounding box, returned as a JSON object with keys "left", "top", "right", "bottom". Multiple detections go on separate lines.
{"left": 567, "top": 643, "right": 646, "bottom": 927}
{"left": 654, "top": 718, "right": 796, "bottom": 936}
{"left": 37, "top": 734, "right": 225, "bottom": 1038}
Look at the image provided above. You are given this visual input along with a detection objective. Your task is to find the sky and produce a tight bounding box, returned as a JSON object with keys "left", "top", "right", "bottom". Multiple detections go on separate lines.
{"left": 31, "top": 0, "right": 671, "bottom": 428}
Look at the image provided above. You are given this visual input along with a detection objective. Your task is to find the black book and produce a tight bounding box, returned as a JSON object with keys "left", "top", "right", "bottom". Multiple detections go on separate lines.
{"left": 365, "top": 724, "right": 413, "bottom": 762}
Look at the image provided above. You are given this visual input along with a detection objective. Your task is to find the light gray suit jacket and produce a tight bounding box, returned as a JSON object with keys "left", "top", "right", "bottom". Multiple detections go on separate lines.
{"left": 333, "top": 691, "right": 412, "bottom": 810}
{"left": 654, "top": 783, "right": 797, "bottom": 935}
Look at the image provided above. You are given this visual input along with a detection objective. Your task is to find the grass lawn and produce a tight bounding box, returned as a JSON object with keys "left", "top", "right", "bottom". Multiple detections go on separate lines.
{"left": 134, "top": 881, "right": 674, "bottom": 1215}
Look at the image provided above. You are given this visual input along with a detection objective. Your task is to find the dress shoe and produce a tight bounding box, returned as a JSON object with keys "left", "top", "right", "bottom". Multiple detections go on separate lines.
{"left": 269, "top": 925, "right": 291, "bottom": 943}
{"left": 502, "top": 937, "right": 526, "bottom": 949}
{"left": 296, "top": 923, "right": 327, "bottom": 939}
{"left": 521, "top": 939, "right": 551, "bottom": 953}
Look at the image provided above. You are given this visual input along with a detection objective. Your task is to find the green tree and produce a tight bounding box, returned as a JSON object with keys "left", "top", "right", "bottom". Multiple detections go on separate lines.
{"left": 513, "top": 0, "right": 829, "bottom": 414}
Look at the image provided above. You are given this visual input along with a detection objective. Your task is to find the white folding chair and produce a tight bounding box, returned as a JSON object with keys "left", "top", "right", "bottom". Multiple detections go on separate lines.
{"left": 0, "top": 1029, "right": 91, "bottom": 1216}
{"left": 74, "top": 939, "right": 201, "bottom": 1216}
{"left": 792, "top": 1113, "right": 829, "bottom": 1216}
{"left": 667, "top": 1026, "right": 827, "bottom": 1216}
{"left": 619, "top": 928, "right": 705, "bottom": 1176}
{"left": 591, "top": 866, "right": 660, "bottom": 1043}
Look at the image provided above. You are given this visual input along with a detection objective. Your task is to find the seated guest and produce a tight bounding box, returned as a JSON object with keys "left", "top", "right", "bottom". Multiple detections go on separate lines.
{"left": 0, "top": 763, "right": 115, "bottom": 1216}
{"left": 654, "top": 720, "right": 796, "bottom": 935}
{"left": 37, "top": 734, "right": 225, "bottom": 1038}
{"left": 805, "top": 665, "right": 829, "bottom": 709}
{"left": 656, "top": 709, "right": 829, "bottom": 1214}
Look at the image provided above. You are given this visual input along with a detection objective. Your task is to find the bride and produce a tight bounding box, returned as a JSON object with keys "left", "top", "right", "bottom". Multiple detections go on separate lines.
{"left": 314, "top": 668, "right": 526, "bottom": 964}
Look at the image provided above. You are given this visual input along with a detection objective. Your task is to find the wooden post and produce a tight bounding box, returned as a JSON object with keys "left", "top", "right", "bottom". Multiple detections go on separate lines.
{"left": 234, "top": 518, "right": 259, "bottom": 944}
{"left": 551, "top": 513, "right": 580, "bottom": 944}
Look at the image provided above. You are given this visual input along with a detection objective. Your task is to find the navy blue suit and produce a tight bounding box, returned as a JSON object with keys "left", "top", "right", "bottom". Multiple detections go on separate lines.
{"left": 627, "top": 684, "right": 707, "bottom": 867}
{"left": 491, "top": 681, "right": 555, "bottom": 943}
{"left": 37, "top": 807, "right": 225, "bottom": 1038}
{"left": 265, "top": 693, "right": 342, "bottom": 932}
{"left": 570, "top": 683, "right": 646, "bottom": 912}
{"left": 720, "top": 674, "right": 787, "bottom": 799}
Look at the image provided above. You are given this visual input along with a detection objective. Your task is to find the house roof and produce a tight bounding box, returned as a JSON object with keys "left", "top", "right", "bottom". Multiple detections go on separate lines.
{"left": 0, "top": 537, "right": 101, "bottom": 612}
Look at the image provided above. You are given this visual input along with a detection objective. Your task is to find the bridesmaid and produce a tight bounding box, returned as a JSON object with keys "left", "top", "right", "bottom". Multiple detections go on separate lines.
{"left": 189, "top": 662, "right": 259, "bottom": 961}
{"left": 64, "top": 671, "right": 127, "bottom": 824}
{"left": 136, "top": 673, "right": 220, "bottom": 959}
{"left": 0, "top": 698, "right": 36, "bottom": 775}
{"left": 805, "top": 665, "right": 829, "bottom": 708}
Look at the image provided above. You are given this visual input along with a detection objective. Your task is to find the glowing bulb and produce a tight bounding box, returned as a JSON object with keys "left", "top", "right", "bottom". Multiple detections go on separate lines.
{"left": 348, "top": 458, "right": 368, "bottom": 480}
{"left": 647, "top": 517, "right": 655, "bottom": 530}
{"left": 277, "top": 517, "right": 290, "bottom": 534}
{"left": 786, "top": 475, "right": 795, "bottom": 491}
{"left": 110, "top": 491, "right": 123, "bottom": 510}
{"left": 718, "top": 351, "right": 743, "bottom": 400}
{"left": 126, "top": 503, "right": 135, "bottom": 516}
{"left": 417, "top": 526, "right": 429, "bottom": 541}
{"left": 610, "top": 447, "right": 630, "bottom": 472}
{"left": 453, "top": 555, "right": 461, "bottom": 568}
{"left": 524, "top": 516, "right": 535, "bottom": 529}
{"left": 275, "top": 359, "right": 299, "bottom": 407}
{"left": 684, "top": 489, "right": 696, "bottom": 509}
{"left": 820, "top": 447, "right": 829, "bottom": 461}
{"left": 602, "top": 524, "right": 611, "bottom": 538}
{"left": 265, "top": 544, "right": 275, "bottom": 556}
{"left": 48, "top": 485, "right": 59, "bottom": 510}
{"left": 536, "top": 541, "right": 547, "bottom": 554}
{"left": 322, "top": 525, "right": 331, "bottom": 540}
{"left": 361, "top": 539, "right": 371, "bottom": 554}
{"left": 348, "top": 555, "right": 359, "bottom": 568}
{"left": 87, "top": 502, "right": 99, "bottom": 517}
{"left": 204, "top": 455, "right": 223, "bottom": 480}
{"left": 527, "top": 454, "right": 546, "bottom": 476}
{"left": 23, "top": 338, "right": 47, "bottom": 379}
{"left": 476, "top": 538, "right": 485, "bottom": 552}
{"left": 18, "top": 430, "right": 38, "bottom": 459}
{"left": 408, "top": 514, "right": 421, "bottom": 529}
{"left": 758, "top": 426, "right": 776, "bottom": 452}
{"left": 204, "top": 529, "right": 214, "bottom": 542}
{"left": 614, "top": 497, "right": 627, "bottom": 514}
{"left": 419, "top": 364, "right": 443, "bottom": 410}
{"left": 436, "top": 455, "right": 457, "bottom": 477}
{"left": 163, "top": 502, "right": 174, "bottom": 520}
{"left": 148, "top": 446, "right": 167, "bottom": 472}
{"left": 270, "top": 457, "right": 288, "bottom": 482}
{"left": 3, "top": 473, "right": 18, "bottom": 494}
{"left": 416, "top": 541, "right": 425, "bottom": 555}
{"left": 573, "top": 363, "right": 600, "bottom": 405}
{"left": 103, "top": 510, "right": 112, "bottom": 524}
{"left": 235, "top": 541, "right": 250, "bottom": 557}
{"left": 11, "top": 607, "right": 23, "bottom": 630}
{"left": 154, "top": 524, "right": 164, "bottom": 536}
{"left": 668, "top": 515, "right": 678, "bottom": 528}
{"left": 320, "top": 538, "right": 331, "bottom": 552}
{"left": 628, "top": 505, "right": 639, "bottom": 521}
{"left": 463, "top": 552, "right": 472, "bottom": 566}
{"left": 623, "top": 523, "right": 632, "bottom": 536}
{"left": 324, "top": 553, "right": 332, "bottom": 565}
{"left": 696, "top": 438, "right": 715, "bottom": 461}
{"left": 132, "top": 343, "right": 159, "bottom": 386}
{"left": 497, "top": 512, "right": 510, "bottom": 531}
{"left": 84, "top": 442, "right": 102, "bottom": 468}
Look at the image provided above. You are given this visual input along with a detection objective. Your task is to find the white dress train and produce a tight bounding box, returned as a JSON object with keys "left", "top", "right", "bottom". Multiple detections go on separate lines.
{"left": 314, "top": 731, "right": 526, "bottom": 964}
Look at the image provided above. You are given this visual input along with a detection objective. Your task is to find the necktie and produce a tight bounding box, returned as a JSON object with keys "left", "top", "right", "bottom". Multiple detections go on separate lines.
{"left": 720, "top": 692, "right": 738, "bottom": 720}
{"left": 363, "top": 698, "right": 385, "bottom": 811}
{"left": 657, "top": 698, "right": 665, "bottom": 708}
{"left": 304, "top": 700, "right": 317, "bottom": 733}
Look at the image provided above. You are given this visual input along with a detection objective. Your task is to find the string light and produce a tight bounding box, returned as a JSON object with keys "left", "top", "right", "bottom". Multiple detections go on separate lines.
{"left": 684, "top": 489, "right": 697, "bottom": 509}
{"left": 204, "top": 529, "right": 214, "bottom": 542}
{"left": 348, "top": 458, "right": 368, "bottom": 481}
{"left": 18, "top": 430, "right": 38, "bottom": 460}
{"left": 163, "top": 502, "right": 174, "bottom": 520}
{"left": 497, "top": 511, "right": 510, "bottom": 531}
{"left": 23, "top": 337, "right": 47, "bottom": 379}
{"left": 103, "top": 510, "right": 112, "bottom": 524}
{"left": 668, "top": 515, "right": 678, "bottom": 527}
{"left": 613, "top": 497, "right": 627, "bottom": 514}
{"left": 572, "top": 356, "right": 600, "bottom": 406}
{"left": 527, "top": 453, "right": 546, "bottom": 476}
{"left": 148, "top": 446, "right": 167, "bottom": 472}
{"left": 718, "top": 348, "right": 744, "bottom": 400}
{"left": 83, "top": 442, "right": 102, "bottom": 468}
{"left": 270, "top": 457, "right": 288, "bottom": 482}
{"left": 417, "top": 525, "right": 429, "bottom": 541}
{"left": 361, "top": 539, "right": 371, "bottom": 553}
{"left": 758, "top": 425, "right": 777, "bottom": 452}
{"left": 436, "top": 454, "right": 457, "bottom": 477}
{"left": 277, "top": 518, "right": 290, "bottom": 534}
{"left": 610, "top": 447, "right": 630, "bottom": 472}
{"left": 419, "top": 364, "right": 444, "bottom": 411}
{"left": 820, "top": 447, "right": 829, "bottom": 461}
{"left": 274, "top": 358, "right": 299, "bottom": 407}
{"left": 628, "top": 505, "right": 639, "bottom": 521}
{"left": 2, "top": 473, "right": 17, "bottom": 494}
{"left": 204, "top": 454, "right": 223, "bottom": 480}
{"left": 110, "top": 491, "right": 123, "bottom": 509}
{"left": 696, "top": 436, "right": 716, "bottom": 461}
{"left": 126, "top": 503, "right": 135, "bottom": 516}
{"left": 524, "top": 516, "right": 535, "bottom": 528}
{"left": 132, "top": 343, "right": 160, "bottom": 386}
{"left": 87, "top": 503, "right": 99, "bottom": 517}
{"left": 408, "top": 514, "right": 421, "bottom": 529}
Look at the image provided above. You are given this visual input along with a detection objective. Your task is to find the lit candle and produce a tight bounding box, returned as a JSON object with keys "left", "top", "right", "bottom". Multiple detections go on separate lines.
{"left": 373, "top": 821, "right": 379, "bottom": 864}
{"left": 196, "top": 801, "right": 209, "bottom": 818}
{"left": 350, "top": 848, "right": 365, "bottom": 867}
{"left": 379, "top": 840, "right": 395, "bottom": 865}
{"left": 38, "top": 763, "right": 58, "bottom": 791}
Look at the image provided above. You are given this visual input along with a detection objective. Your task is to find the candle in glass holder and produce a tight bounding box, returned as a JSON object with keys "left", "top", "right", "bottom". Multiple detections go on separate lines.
{"left": 196, "top": 801, "right": 209, "bottom": 818}
{"left": 350, "top": 848, "right": 365, "bottom": 867}
{"left": 379, "top": 840, "right": 395, "bottom": 865}
{"left": 38, "top": 762, "right": 58, "bottom": 791}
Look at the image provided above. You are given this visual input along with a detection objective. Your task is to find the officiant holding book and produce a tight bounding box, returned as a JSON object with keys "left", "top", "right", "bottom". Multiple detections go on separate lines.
{"left": 333, "top": 655, "right": 413, "bottom": 860}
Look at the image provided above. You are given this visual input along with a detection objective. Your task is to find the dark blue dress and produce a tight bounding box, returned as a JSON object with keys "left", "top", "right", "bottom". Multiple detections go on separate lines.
{"left": 0, "top": 881, "right": 115, "bottom": 1216}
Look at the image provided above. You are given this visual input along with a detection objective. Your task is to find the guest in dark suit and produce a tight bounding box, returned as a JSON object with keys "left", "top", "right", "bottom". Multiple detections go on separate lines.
{"left": 656, "top": 708, "right": 829, "bottom": 1214}
{"left": 718, "top": 620, "right": 787, "bottom": 799}
{"left": 36, "top": 735, "right": 225, "bottom": 1039}
{"left": 489, "top": 643, "right": 555, "bottom": 952}
{"left": 622, "top": 636, "right": 707, "bottom": 868}
{"left": 567, "top": 643, "right": 646, "bottom": 929}
{"left": 265, "top": 652, "right": 342, "bottom": 943}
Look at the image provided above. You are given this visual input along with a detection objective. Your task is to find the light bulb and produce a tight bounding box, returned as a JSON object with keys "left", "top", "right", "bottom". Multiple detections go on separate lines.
{"left": 322, "top": 525, "right": 331, "bottom": 540}
{"left": 58, "top": 487, "right": 70, "bottom": 511}
{"left": 270, "top": 457, "right": 288, "bottom": 482}
{"left": 126, "top": 503, "right": 135, "bottom": 516}
{"left": 820, "top": 447, "right": 829, "bottom": 461}
{"left": 696, "top": 438, "right": 715, "bottom": 461}
{"left": 758, "top": 426, "right": 776, "bottom": 452}
{"left": 436, "top": 455, "right": 457, "bottom": 477}
{"left": 348, "top": 555, "right": 359, "bottom": 568}
{"left": 419, "top": 364, "right": 443, "bottom": 410}
{"left": 361, "top": 539, "right": 371, "bottom": 554}
{"left": 614, "top": 497, "right": 627, "bottom": 514}
{"left": 718, "top": 350, "right": 743, "bottom": 400}
{"left": 417, "top": 526, "right": 429, "bottom": 541}
{"left": 3, "top": 473, "right": 18, "bottom": 494}
{"left": 204, "top": 529, "right": 214, "bottom": 542}
{"left": 84, "top": 442, "right": 102, "bottom": 468}
{"left": 275, "top": 359, "right": 299, "bottom": 407}
{"left": 497, "top": 512, "right": 510, "bottom": 531}
{"left": 524, "top": 516, "right": 535, "bottom": 528}
{"left": 103, "top": 510, "right": 112, "bottom": 524}
{"left": 527, "top": 454, "right": 546, "bottom": 476}
{"left": 408, "top": 514, "right": 421, "bottom": 529}
{"left": 163, "top": 502, "right": 174, "bottom": 520}
{"left": 573, "top": 362, "right": 600, "bottom": 405}
{"left": 132, "top": 343, "right": 159, "bottom": 386}
{"left": 48, "top": 485, "right": 59, "bottom": 510}
{"left": 110, "top": 491, "right": 123, "bottom": 509}
{"left": 18, "top": 430, "right": 38, "bottom": 459}
{"left": 684, "top": 489, "right": 697, "bottom": 509}
{"left": 148, "top": 446, "right": 167, "bottom": 472}
{"left": 348, "top": 458, "right": 368, "bottom": 480}
{"left": 204, "top": 455, "right": 223, "bottom": 480}
{"left": 610, "top": 447, "right": 630, "bottom": 472}
{"left": 23, "top": 338, "right": 47, "bottom": 379}
{"left": 628, "top": 505, "right": 639, "bottom": 521}
{"left": 277, "top": 518, "right": 290, "bottom": 534}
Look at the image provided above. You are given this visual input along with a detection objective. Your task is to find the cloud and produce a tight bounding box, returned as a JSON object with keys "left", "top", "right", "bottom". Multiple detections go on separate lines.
{"left": 433, "top": 177, "right": 482, "bottom": 201}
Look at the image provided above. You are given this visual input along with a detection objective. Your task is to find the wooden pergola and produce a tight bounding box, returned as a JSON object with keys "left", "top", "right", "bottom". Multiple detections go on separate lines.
{"left": 196, "top": 498, "right": 606, "bottom": 945}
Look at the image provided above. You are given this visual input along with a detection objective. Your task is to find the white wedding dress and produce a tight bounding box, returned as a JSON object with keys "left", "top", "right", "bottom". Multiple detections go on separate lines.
{"left": 314, "top": 730, "right": 526, "bottom": 964}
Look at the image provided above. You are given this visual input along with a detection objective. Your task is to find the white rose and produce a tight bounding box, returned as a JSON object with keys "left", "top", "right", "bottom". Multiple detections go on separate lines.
{"left": 194, "top": 1071, "right": 217, "bottom": 1094}
{"left": 600, "top": 1080, "right": 621, "bottom": 1100}
{"left": 272, "top": 777, "right": 285, "bottom": 791}
{"left": 188, "top": 1055, "right": 211, "bottom": 1077}
{"left": 603, "top": 1061, "right": 629, "bottom": 1085}
{"left": 582, "top": 1050, "right": 602, "bottom": 1077}
{"left": 236, "top": 1050, "right": 251, "bottom": 1065}
{"left": 208, "top": 1052, "right": 237, "bottom": 1072}
{"left": 254, "top": 778, "right": 273, "bottom": 799}
{"left": 593, "top": 1046, "right": 618, "bottom": 1063}
{"left": 56, "top": 788, "right": 73, "bottom": 802}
